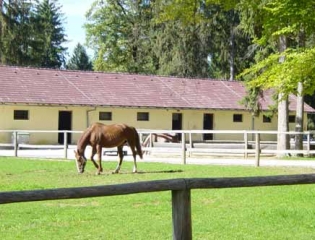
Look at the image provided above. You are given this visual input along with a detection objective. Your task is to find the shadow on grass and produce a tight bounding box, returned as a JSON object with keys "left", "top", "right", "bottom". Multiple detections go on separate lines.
{"left": 134, "top": 169, "right": 183, "bottom": 174}
{"left": 106, "top": 169, "right": 184, "bottom": 175}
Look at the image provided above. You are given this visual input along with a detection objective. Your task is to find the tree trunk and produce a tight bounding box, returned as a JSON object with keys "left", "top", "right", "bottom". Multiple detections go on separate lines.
{"left": 277, "top": 93, "right": 289, "bottom": 157}
{"left": 295, "top": 81, "right": 304, "bottom": 156}
{"left": 229, "top": 10, "right": 235, "bottom": 81}
{"left": 277, "top": 35, "right": 289, "bottom": 157}
{"left": 295, "top": 30, "right": 306, "bottom": 156}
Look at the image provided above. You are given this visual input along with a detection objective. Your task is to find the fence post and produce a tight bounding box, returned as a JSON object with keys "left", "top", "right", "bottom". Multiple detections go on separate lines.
{"left": 172, "top": 189, "right": 192, "bottom": 240}
{"left": 13, "top": 131, "right": 18, "bottom": 157}
{"left": 255, "top": 133, "right": 260, "bottom": 167}
{"left": 149, "top": 133, "right": 153, "bottom": 147}
{"left": 307, "top": 132, "right": 310, "bottom": 157}
{"left": 244, "top": 132, "right": 248, "bottom": 159}
{"left": 181, "top": 133, "right": 186, "bottom": 164}
{"left": 188, "top": 133, "right": 192, "bottom": 157}
{"left": 64, "top": 131, "right": 68, "bottom": 159}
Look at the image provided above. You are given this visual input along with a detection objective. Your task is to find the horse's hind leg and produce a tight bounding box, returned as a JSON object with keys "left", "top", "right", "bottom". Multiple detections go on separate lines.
{"left": 113, "top": 145, "right": 124, "bottom": 174}
{"left": 130, "top": 143, "right": 138, "bottom": 173}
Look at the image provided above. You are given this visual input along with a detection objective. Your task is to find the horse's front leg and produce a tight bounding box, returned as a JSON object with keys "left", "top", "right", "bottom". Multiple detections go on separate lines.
{"left": 113, "top": 145, "right": 124, "bottom": 174}
{"left": 96, "top": 145, "right": 103, "bottom": 174}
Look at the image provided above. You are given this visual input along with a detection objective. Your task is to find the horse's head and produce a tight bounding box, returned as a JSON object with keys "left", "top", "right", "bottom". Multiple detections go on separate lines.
{"left": 74, "top": 150, "right": 87, "bottom": 173}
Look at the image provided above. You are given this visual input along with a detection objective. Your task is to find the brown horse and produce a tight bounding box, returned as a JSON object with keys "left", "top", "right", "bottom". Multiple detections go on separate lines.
{"left": 74, "top": 123, "right": 143, "bottom": 174}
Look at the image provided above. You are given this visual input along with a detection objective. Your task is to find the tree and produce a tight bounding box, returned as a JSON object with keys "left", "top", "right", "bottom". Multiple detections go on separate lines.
{"left": 238, "top": 0, "right": 315, "bottom": 156}
{"left": 67, "top": 43, "right": 92, "bottom": 70}
{"left": 0, "top": 0, "right": 34, "bottom": 65}
{"left": 85, "top": 0, "right": 254, "bottom": 78}
{"left": 149, "top": 0, "right": 211, "bottom": 78}
{"left": 206, "top": 7, "right": 253, "bottom": 80}
{"left": 0, "top": 0, "right": 68, "bottom": 68}
{"left": 85, "top": 0, "right": 155, "bottom": 73}
{"left": 152, "top": 18, "right": 211, "bottom": 78}
{"left": 33, "top": 0, "right": 67, "bottom": 68}
{"left": 156, "top": 0, "right": 255, "bottom": 79}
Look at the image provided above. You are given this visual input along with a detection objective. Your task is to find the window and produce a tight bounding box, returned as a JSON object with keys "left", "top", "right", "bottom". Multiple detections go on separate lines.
{"left": 233, "top": 114, "right": 242, "bottom": 122}
{"left": 99, "top": 112, "right": 112, "bottom": 121}
{"left": 263, "top": 115, "right": 272, "bottom": 123}
{"left": 289, "top": 115, "right": 295, "bottom": 123}
{"left": 137, "top": 112, "right": 149, "bottom": 121}
{"left": 14, "top": 110, "right": 29, "bottom": 120}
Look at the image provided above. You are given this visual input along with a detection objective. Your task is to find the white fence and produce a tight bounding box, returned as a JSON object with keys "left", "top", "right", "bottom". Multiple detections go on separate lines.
{"left": 0, "top": 129, "right": 315, "bottom": 166}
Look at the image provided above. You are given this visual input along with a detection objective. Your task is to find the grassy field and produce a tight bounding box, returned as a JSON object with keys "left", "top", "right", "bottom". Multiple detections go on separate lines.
{"left": 1, "top": 157, "right": 315, "bottom": 239}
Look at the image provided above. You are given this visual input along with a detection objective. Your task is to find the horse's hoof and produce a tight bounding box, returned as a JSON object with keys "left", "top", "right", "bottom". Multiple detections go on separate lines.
{"left": 96, "top": 172, "right": 101, "bottom": 175}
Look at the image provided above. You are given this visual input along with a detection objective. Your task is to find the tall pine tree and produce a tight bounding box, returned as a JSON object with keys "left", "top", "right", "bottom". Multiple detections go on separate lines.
{"left": 33, "top": 0, "right": 67, "bottom": 68}
{"left": 0, "top": 0, "right": 67, "bottom": 68}
{"left": 0, "top": 0, "right": 34, "bottom": 65}
{"left": 66, "top": 43, "right": 92, "bottom": 70}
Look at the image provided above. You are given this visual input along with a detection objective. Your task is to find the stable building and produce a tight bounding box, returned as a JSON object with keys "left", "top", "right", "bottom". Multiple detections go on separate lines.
{"left": 0, "top": 65, "right": 314, "bottom": 144}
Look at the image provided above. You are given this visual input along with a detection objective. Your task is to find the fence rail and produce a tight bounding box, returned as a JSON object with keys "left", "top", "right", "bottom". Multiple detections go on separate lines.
{"left": 1, "top": 129, "right": 315, "bottom": 166}
{"left": 1, "top": 174, "right": 315, "bottom": 239}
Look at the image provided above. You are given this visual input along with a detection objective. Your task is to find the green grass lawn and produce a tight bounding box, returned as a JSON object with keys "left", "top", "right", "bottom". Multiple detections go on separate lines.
{"left": 1, "top": 156, "right": 315, "bottom": 239}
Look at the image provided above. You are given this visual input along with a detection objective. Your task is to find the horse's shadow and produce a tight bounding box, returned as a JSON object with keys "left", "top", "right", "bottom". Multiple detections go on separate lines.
{"left": 123, "top": 169, "right": 183, "bottom": 175}
{"left": 102, "top": 169, "right": 184, "bottom": 175}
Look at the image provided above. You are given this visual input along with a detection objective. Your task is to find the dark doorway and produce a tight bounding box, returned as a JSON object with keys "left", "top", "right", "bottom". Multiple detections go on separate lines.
{"left": 172, "top": 113, "right": 182, "bottom": 141}
{"left": 203, "top": 113, "right": 213, "bottom": 141}
{"left": 58, "top": 111, "right": 72, "bottom": 144}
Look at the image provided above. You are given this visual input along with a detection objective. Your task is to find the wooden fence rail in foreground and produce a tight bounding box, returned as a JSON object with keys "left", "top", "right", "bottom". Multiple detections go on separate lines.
{"left": 2, "top": 174, "right": 315, "bottom": 240}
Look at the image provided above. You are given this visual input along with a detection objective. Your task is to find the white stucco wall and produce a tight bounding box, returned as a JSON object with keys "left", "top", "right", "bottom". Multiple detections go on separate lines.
{"left": 0, "top": 105, "right": 308, "bottom": 144}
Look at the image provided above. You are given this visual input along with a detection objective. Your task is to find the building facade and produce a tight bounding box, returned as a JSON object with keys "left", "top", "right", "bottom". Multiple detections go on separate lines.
{"left": 0, "top": 65, "right": 313, "bottom": 144}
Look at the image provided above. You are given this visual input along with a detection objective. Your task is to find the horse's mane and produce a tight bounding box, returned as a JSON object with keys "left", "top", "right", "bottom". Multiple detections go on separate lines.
{"left": 77, "top": 126, "right": 92, "bottom": 154}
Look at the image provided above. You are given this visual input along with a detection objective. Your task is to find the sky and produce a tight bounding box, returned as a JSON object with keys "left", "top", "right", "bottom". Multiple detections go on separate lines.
{"left": 58, "top": 0, "right": 94, "bottom": 59}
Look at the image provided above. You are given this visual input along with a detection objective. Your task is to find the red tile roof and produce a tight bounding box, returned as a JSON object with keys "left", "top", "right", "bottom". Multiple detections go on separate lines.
{"left": 0, "top": 65, "right": 314, "bottom": 112}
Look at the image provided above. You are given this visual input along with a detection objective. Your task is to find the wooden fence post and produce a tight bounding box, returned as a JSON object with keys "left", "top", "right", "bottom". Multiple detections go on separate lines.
{"left": 149, "top": 133, "right": 153, "bottom": 147}
{"left": 244, "top": 132, "right": 248, "bottom": 159}
{"left": 181, "top": 133, "right": 186, "bottom": 164}
{"left": 307, "top": 132, "right": 310, "bottom": 157}
{"left": 13, "top": 131, "right": 18, "bottom": 157}
{"left": 255, "top": 133, "right": 261, "bottom": 167}
{"left": 188, "top": 133, "right": 193, "bottom": 157}
{"left": 172, "top": 189, "right": 192, "bottom": 240}
{"left": 64, "top": 131, "right": 68, "bottom": 159}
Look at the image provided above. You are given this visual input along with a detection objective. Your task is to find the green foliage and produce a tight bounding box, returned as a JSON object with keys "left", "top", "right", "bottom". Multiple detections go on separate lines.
{"left": 238, "top": 0, "right": 315, "bottom": 91}
{"left": 33, "top": 0, "right": 67, "bottom": 68}
{"left": 154, "top": 1, "right": 255, "bottom": 79}
{"left": 0, "top": 0, "right": 34, "bottom": 65}
{"left": 85, "top": 0, "right": 254, "bottom": 78}
{"left": 85, "top": 0, "right": 155, "bottom": 73}
{"left": 0, "top": 0, "right": 67, "bottom": 68}
{"left": 239, "top": 48, "right": 315, "bottom": 97}
{"left": 152, "top": 20, "right": 211, "bottom": 78}
{"left": 238, "top": 0, "right": 315, "bottom": 45}
{"left": 239, "top": 87, "right": 263, "bottom": 116}
{"left": 236, "top": 0, "right": 315, "bottom": 134}
{"left": 66, "top": 43, "right": 92, "bottom": 70}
